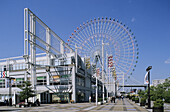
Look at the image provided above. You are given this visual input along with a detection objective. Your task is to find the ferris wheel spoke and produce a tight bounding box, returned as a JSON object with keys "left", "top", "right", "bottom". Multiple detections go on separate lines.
{"left": 105, "top": 20, "right": 114, "bottom": 35}
{"left": 106, "top": 21, "right": 117, "bottom": 36}
{"left": 104, "top": 19, "right": 111, "bottom": 34}
{"left": 109, "top": 21, "right": 121, "bottom": 36}
{"left": 117, "top": 60, "right": 133, "bottom": 70}
{"left": 99, "top": 19, "right": 103, "bottom": 34}
{"left": 87, "top": 23, "right": 96, "bottom": 46}
{"left": 90, "top": 21, "right": 97, "bottom": 46}
{"left": 101, "top": 19, "right": 107, "bottom": 34}
{"left": 82, "top": 25, "right": 95, "bottom": 48}
{"left": 108, "top": 24, "right": 120, "bottom": 39}
{"left": 115, "top": 64, "right": 128, "bottom": 74}
{"left": 77, "top": 30, "right": 93, "bottom": 50}
{"left": 111, "top": 26, "right": 124, "bottom": 40}
{"left": 79, "top": 36, "right": 93, "bottom": 51}
{"left": 90, "top": 21, "right": 95, "bottom": 34}
{"left": 69, "top": 39, "right": 91, "bottom": 52}
{"left": 69, "top": 37, "right": 82, "bottom": 47}
{"left": 94, "top": 19, "right": 97, "bottom": 36}
{"left": 79, "top": 30, "right": 93, "bottom": 50}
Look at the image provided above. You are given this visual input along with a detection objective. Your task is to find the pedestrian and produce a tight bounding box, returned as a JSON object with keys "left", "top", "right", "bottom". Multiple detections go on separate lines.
{"left": 89, "top": 96, "right": 91, "bottom": 104}
{"left": 36, "top": 99, "right": 40, "bottom": 106}
{"left": 113, "top": 96, "right": 116, "bottom": 103}
{"left": 6, "top": 99, "right": 9, "bottom": 106}
{"left": 4, "top": 99, "right": 7, "bottom": 106}
{"left": 121, "top": 95, "right": 124, "bottom": 100}
{"left": 9, "top": 98, "right": 12, "bottom": 106}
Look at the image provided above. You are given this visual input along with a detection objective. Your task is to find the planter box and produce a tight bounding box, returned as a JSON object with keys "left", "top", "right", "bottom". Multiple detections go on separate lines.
{"left": 153, "top": 107, "right": 164, "bottom": 112}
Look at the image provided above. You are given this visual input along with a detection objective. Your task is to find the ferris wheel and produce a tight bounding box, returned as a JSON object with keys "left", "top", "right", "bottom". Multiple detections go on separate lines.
{"left": 67, "top": 17, "right": 139, "bottom": 76}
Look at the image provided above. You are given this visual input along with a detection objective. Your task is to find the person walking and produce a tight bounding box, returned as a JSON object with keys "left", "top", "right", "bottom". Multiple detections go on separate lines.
{"left": 121, "top": 95, "right": 124, "bottom": 100}
{"left": 89, "top": 96, "right": 91, "bottom": 104}
{"left": 113, "top": 96, "right": 116, "bottom": 103}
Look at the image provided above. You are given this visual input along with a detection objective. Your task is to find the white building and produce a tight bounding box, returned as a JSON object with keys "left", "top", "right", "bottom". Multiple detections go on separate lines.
{"left": 0, "top": 52, "right": 102, "bottom": 104}
{"left": 152, "top": 79, "right": 165, "bottom": 87}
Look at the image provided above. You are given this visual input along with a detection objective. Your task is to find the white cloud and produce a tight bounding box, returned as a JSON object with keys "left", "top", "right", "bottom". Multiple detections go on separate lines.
{"left": 165, "top": 58, "right": 170, "bottom": 64}
{"left": 131, "top": 17, "right": 135, "bottom": 22}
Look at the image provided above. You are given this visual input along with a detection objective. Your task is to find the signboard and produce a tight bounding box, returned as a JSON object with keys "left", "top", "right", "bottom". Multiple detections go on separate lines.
{"left": 108, "top": 55, "right": 113, "bottom": 68}
{"left": 0, "top": 71, "right": 9, "bottom": 78}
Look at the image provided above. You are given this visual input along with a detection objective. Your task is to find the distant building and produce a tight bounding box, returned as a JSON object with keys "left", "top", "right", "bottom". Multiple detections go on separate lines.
{"left": 152, "top": 79, "right": 165, "bottom": 87}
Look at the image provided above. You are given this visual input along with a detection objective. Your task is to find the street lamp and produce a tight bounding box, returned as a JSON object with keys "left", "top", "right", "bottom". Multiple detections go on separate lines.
{"left": 146, "top": 66, "right": 152, "bottom": 109}
{"left": 6, "top": 76, "right": 15, "bottom": 106}
{"left": 102, "top": 40, "right": 109, "bottom": 103}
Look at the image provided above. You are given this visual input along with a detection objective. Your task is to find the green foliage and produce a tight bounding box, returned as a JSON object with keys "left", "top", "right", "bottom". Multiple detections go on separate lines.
{"left": 132, "top": 97, "right": 135, "bottom": 101}
{"left": 153, "top": 99, "right": 164, "bottom": 108}
{"left": 98, "top": 98, "right": 102, "bottom": 102}
{"left": 143, "top": 77, "right": 170, "bottom": 103}
{"left": 18, "top": 81, "right": 36, "bottom": 103}
{"left": 138, "top": 90, "right": 147, "bottom": 99}
{"left": 135, "top": 97, "right": 139, "bottom": 101}
{"left": 164, "top": 89, "right": 170, "bottom": 103}
{"left": 140, "top": 98, "right": 146, "bottom": 103}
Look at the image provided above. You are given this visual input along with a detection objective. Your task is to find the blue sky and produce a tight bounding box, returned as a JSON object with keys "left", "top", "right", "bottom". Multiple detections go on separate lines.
{"left": 0, "top": 0, "right": 170, "bottom": 84}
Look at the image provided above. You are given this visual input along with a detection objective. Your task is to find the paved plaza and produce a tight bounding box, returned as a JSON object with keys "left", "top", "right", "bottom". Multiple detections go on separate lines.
{"left": 0, "top": 98, "right": 170, "bottom": 112}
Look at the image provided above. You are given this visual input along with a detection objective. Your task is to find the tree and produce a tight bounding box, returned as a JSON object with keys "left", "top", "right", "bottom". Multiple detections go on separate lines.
{"left": 163, "top": 77, "right": 170, "bottom": 103}
{"left": 18, "top": 81, "right": 36, "bottom": 103}
{"left": 149, "top": 77, "right": 170, "bottom": 103}
{"left": 138, "top": 90, "right": 146, "bottom": 99}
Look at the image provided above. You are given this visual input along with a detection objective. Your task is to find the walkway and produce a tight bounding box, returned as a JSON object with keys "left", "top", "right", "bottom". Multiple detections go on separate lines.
{"left": 1, "top": 98, "right": 170, "bottom": 112}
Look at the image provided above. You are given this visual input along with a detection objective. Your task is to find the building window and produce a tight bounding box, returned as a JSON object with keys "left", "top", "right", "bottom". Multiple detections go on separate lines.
{"left": 37, "top": 76, "right": 46, "bottom": 85}
{"left": 50, "top": 75, "right": 60, "bottom": 85}
{"left": 16, "top": 78, "right": 24, "bottom": 87}
{"left": 0, "top": 79, "right": 5, "bottom": 88}
{"left": 76, "top": 77, "right": 85, "bottom": 87}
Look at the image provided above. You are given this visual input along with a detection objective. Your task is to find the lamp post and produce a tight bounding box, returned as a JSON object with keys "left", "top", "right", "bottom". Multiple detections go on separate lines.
{"left": 102, "top": 40, "right": 109, "bottom": 103}
{"left": 6, "top": 76, "right": 15, "bottom": 106}
{"left": 146, "top": 66, "right": 152, "bottom": 109}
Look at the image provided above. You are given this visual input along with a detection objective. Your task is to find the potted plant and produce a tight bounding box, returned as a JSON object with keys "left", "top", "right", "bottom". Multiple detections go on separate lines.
{"left": 153, "top": 99, "right": 164, "bottom": 112}
{"left": 140, "top": 98, "right": 146, "bottom": 106}
{"left": 135, "top": 97, "right": 139, "bottom": 103}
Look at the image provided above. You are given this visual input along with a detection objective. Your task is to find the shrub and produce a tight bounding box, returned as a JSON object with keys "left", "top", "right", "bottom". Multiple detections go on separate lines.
{"left": 140, "top": 98, "right": 146, "bottom": 103}
{"left": 153, "top": 99, "right": 164, "bottom": 108}
{"left": 132, "top": 97, "right": 135, "bottom": 101}
{"left": 98, "top": 98, "right": 102, "bottom": 102}
{"left": 135, "top": 97, "right": 139, "bottom": 101}
{"left": 135, "top": 97, "right": 139, "bottom": 103}
{"left": 129, "top": 96, "right": 132, "bottom": 99}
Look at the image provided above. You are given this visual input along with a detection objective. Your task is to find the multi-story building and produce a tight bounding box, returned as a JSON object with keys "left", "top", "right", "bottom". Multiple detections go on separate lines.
{"left": 152, "top": 77, "right": 170, "bottom": 87}
{"left": 0, "top": 53, "right": 105, "bottom": 104}
{"left": 0, "top": 8, "right": 108, "bottom": 105}
{"left": 152, "top": 79, "right": 165, "bottom": 87}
